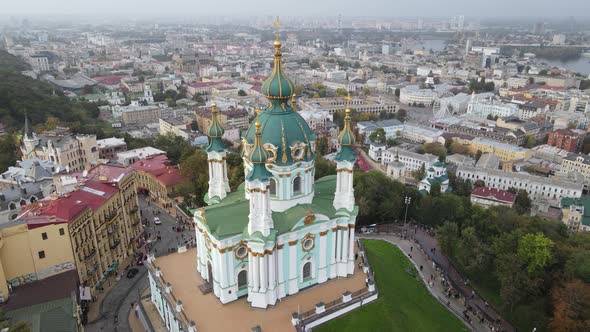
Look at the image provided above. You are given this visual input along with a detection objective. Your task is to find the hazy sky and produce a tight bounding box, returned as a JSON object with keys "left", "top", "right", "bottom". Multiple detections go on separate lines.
{"left": 1, "top": 0, "right": 589, "bottom": 17}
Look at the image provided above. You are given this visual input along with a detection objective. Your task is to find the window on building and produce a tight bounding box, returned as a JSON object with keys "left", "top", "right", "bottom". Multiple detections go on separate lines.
{"left": 42, "top": 232, "right": 48, "bottom": 240}
{"left": 237, "top": 270, "right": 248, "bottom": 290}
{"left": 38, "top": 251, "right": 45, "bottom": 259}
{"left": 302, "top": 262, "right": 312, "bottom": 280}
{"left": 293, "top": 176, "right": 302, "bottom": 195}
{"left": 59, "top": 228, "right": 65, "bottom": 236}
{"left": 270, "top": 178, "right": 277, "bottom": 196}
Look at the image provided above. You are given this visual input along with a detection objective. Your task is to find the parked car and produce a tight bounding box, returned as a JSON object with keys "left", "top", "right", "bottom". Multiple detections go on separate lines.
{"left": 127, "top": 268, "right": 139, "bottom": 278}
{"left": 154, "top": 217, "right": 161, "bottom": 225}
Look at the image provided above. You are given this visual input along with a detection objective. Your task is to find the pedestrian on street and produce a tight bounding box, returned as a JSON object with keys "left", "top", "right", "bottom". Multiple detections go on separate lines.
{"left": 410, "top": 246, "right": 413, "bottom": 252}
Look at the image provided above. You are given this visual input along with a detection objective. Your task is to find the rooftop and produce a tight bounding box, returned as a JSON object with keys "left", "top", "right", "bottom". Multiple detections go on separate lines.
{"left": 200, "top": 175, "right": 346, "bottom": 239}
{"left": 117, "top": 147, "right": 165, "bottom": 160}
{"left": 97, "top": 137, "right": 126, "bottom": 148}
{"left": 151, "top": 248, "right": 366, "bottom": 332}
{"left": 471, "top": 187, "right": 516, "bottom": 204}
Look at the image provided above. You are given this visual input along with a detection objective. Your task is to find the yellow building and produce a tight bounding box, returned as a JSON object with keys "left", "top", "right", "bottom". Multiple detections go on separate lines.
{"left": 0, "top": 222, "right": 75, "bottom": 302}
{"left": 0, "top": 164, "right": 143, "bottom": 299}
{"left": 469, "top": 137, "right": 532, "bottom": 162}
{"left": 130, "top": 154, "right": 183, "bottom": 209}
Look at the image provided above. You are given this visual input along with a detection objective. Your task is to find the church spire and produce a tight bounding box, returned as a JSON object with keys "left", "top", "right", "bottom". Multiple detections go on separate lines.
{"left": 246, "top": 121, "right": 272, "bottom": 182}
{"left": 333, "top": 93, "right": 356, "bottom": 212}
{"left": 205, "top": 102, "right": 226, "bottom": 153}
{"left": 261, "top": 16, "right": 294, "bottom": 103}
{"left": 334, "top": 93, "right": 356, "bottom": 163}
{"left": 205, "top": 101, "right": 230, "bottom": 204}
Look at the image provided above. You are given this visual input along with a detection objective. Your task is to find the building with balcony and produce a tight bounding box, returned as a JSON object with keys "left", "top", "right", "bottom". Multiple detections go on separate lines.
{"left": 547, "top": 129, "right": 580, "bottom": 153}
{"left": 21, "top": 125, "right": 99, "bottom": 173}
{"left": 560, "top": 197, "right": 590, "bottom": 232}
{"left": 129, "top": 154, "right": 183, "bottom": 209}
{"left": 96, "top": 137, "right": 127, "bottom": 161}
{"left": 15, "top": 164, "right": 142, "bottom": 295}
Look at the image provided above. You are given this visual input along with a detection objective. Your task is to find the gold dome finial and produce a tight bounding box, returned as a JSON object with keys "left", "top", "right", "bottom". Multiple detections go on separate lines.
{"left": 273, "top": 16, "right": 282, "bottom": 52}
{"left": 291, "top": 93, "right": 297, "bottom": 112}
{"left": 255, "top": 120, "right": 261, "bottom": 133}
{"left": 345, "top": 92, "right": 352, "bottom": 116}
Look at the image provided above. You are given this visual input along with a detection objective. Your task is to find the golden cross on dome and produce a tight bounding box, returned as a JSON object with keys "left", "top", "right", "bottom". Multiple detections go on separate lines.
{"left": 274, "top": 16, "right": 281, "bottom": 41}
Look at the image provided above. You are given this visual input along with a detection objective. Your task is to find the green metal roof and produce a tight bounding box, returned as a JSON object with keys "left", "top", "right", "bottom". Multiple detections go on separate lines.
{"left": 244, "top": 106, "right": 316, "bottom": 166}
{"left": 199, "top": 175, "right": 346, "bottom": 239}
{"left": 561, "top": 197, "right": 590, "bottom": 226}
{"left": 334, "top": 146, "right": 356, "bottom": 163}
{"left": 205, "top": 137, "right": 226, "bottom": 153}
{"left": 261, "top": 42, "right": 294, "bottom": 101}
{"left": 6, "top": 298, "right": 77, "bottom": 332}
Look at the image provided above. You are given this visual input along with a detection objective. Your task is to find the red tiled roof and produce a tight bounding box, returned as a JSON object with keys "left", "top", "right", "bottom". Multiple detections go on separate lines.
{"left": 92, "top": 75, "right": 127, "bottom": 86}
{"left": 24, "top": 180, "right": 118, "bottom": 229}
{"left": 129, "top": 154, "right": 183, "bottom": 187}
{"left": 471, "top": 187, "right": 516, "bottom": 204}
{"left": 86, "top": 163, "right": 132, "bottom": 183}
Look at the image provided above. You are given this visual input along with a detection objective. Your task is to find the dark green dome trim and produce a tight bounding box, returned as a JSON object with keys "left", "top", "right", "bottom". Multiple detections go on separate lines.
{"left": 334, "top": 146, "right": 356, "bottom": 163}
{"left": 205, "top": 137, "right": 225, "bottom": 153}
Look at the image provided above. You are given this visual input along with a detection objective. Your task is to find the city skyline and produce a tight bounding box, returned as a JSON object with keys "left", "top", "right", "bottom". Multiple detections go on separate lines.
{"left": 2, "top": 0, "right": 590, "bottom": 18}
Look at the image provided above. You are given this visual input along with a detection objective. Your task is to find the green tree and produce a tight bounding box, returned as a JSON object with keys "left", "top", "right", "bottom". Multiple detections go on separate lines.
{"left": 396, "top": 109, "right": 407, "bottom": 122}
{"left": 436, "top": 221, "right": 458, "bottom": 254}
{"left": 525, "top": 135, "right": 536, "bottom": 148}
{"left": 315, "top": 157, "right": 336, "bottom": 180}
{"left": 316, "top": 136, "right": 329, "bottom": 156}
{"left": 394, "top": 88, "right": 401, "bottom": 98}
{"left": 517, "top": 232, "right": 554, "bottom": 275}
{"left": 514, "top": 189, "right": 532, "bottom": 215}
{"left": 0, "top": 133, "right": 18, "bottom": 172}
{"left": 237, "top": 89, "right": 247, "bottom": 96}
{"left": 153, "top": 133, "right": 192, "bottom": 165}
{"left": 178, "top": 148, "right": 209, "bottom": 207}
{"left": 335, "top": 88, "right": 349, "bottom": 97}
{"left": 369, "top": 128, "right": 386, "bottom": 144}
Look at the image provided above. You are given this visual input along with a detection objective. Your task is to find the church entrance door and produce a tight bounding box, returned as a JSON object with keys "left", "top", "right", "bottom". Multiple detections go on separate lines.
{"left": 207, "top": 261, "right": 213, "bottom": 284}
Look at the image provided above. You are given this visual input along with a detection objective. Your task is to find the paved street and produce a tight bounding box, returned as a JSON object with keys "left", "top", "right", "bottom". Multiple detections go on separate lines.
{"left": 84, "top": 196, "right": 194, "bottom": 332}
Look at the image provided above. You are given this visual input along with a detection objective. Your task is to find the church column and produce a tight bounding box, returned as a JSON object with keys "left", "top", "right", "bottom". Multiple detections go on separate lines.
{"left": 318, "top": 231, "right": 328, "bottom": 283}
{"left": 347, "top": 225, "right": 356, "bottom": 275}
{"left": 268, "top": 252, "right": 276, "bottom": 289}
{"left": 329, "top": 227, "right": 337, "bottom": 278}
{"left": 252, "top": 253, "right": 260, "bottom": 291}
{"left": 335, "top": 227, "right": 342, "bottom": 262}
{"left": 277, "top": 245, "right": 285, "bottom": 298}
{"left": 259, "top": 254, "right": 267, "bottom": 293}
{"left": 288, "top": 240, "right": 298, "bottom": 294}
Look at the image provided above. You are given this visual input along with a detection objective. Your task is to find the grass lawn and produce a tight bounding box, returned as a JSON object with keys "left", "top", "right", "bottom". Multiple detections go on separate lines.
{"left": 316, "top": 240, "right": 468, "bottom": 332}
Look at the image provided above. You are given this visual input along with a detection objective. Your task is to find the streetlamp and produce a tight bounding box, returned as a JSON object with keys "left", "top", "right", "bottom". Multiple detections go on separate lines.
{"left": 403, "top": 196, "right": 411, "bottom": 237}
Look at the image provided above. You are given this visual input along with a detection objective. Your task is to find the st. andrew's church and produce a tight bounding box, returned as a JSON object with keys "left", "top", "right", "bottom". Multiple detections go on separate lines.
{"left": 193, "top": 22, "right": 359, "bottom": 309}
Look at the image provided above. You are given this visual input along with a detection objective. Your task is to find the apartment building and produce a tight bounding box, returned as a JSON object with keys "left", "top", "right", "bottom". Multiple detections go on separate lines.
{"left": 21, "top": 126, "right": 99, "bottom": 172}
{"left": 129, "top": 154, "right": 183, "bottom": 209}
{"left": 457, "top": 165, "right": 582, "bottom": 206}
{"left": 469, "top": 138, "right": 533, "bottom": 162}
{"left": 560, "top": 197, "right": 590, "bottom": 232}
{"left": 299, "top": 96, "right": 398, "bottom": 116}
{"left": 7, "top": 164, "right": 141, "bottom": 296}
{"left": 382, "top": 147, "right": 438, "bottom": 178}
{"left": 121, "top": 105, "right": 162, "bottom": 125}
{"left": 560, "top": 154, "right": 590, "bottom": 186}
{"left": 97, "top": 137, "right": 127, "bottom": 160}
{"left": 546, "top": 129, "right": 580, "bottom": 153}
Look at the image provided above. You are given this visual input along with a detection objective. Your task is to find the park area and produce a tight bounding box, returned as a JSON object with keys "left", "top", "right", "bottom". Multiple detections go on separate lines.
{"left": 317, "top": 240, "right": 468, "bottom": 332}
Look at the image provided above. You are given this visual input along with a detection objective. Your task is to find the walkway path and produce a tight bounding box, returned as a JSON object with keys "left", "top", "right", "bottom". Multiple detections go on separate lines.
{"left": 84, "top": 196, "right": 194, "bottom": 332}
{"left": 361, "top": 231, "right": 511, "bottom": 332}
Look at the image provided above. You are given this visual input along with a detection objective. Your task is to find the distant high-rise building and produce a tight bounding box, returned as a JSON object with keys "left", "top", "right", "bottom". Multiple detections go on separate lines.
{"left": 417, "top": 18, "right": 424, "bottom": 30}
{"left": 457, "top": 15, "right": 465, "bottom": 31}
{"left": 533, "top": 22, "right": 545, "bottom": 35}
{"left": 337, "top": 13, "right": 342, "bottom": 30}
{"left": 465, "top": 39, "right": 473, "bottom": 54}
{"left": 382, "top": 44, "right": 390, "bottom": 55}
{"left": 553, "top": 34, "right": 566, "bottom": 45}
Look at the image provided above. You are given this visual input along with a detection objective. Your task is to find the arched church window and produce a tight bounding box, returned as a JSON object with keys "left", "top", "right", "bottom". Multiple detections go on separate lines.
{"left": 293, "top": 176, "right": 302, "bottom": 195}
{"left": 237, "top": 270, "right": 248, "bottom": 290}
{"left": 269, "top": 178, "right": 277, "bottom": 196}
{"left": 302, "top": 262, "right": 311, "bottom": 280}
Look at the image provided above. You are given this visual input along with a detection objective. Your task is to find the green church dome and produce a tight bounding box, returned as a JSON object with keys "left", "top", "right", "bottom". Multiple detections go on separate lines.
{"left": 244, "top": 32, "right": 315, "bottom": 166}
{"left": 246, "top": 120, "right": 273, "bottom": 182}
{"left": 205, "top": 102, "right": 226, "bottom": 153}
{"left": 335, "top": 95, "right": 357, "bottom": 163}
{"left": 261, "top": 40, "right": 294, "bottom": 101}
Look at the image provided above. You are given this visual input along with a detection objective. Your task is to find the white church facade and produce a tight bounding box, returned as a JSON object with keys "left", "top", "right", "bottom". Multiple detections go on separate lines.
{"left": 192, "top": 35, "right": 359, "bottom": 309}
